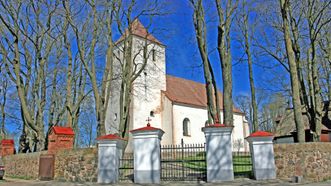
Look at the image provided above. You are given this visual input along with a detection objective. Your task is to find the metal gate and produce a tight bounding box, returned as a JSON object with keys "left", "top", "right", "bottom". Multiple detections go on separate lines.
{"left": 39, "top": 154, "right": 55, "bottom": 180}
{"left": 233, "top": 151, "right": 253, "bottom": 178}
{"left": 160, "top": 141, "right": 206, "bottom": 181}
{"left": 119, "top": 153, "right": 134, "bottom": 182}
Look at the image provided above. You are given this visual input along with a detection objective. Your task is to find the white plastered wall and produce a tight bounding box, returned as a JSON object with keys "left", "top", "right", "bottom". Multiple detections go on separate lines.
{"left": 171, "top": 103, "right": 250, "bottom": 151}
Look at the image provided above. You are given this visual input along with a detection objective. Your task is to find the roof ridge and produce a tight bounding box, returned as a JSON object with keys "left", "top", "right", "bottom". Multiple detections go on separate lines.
{"left": 115, "top": 18, "right": 163, "bottom": 45}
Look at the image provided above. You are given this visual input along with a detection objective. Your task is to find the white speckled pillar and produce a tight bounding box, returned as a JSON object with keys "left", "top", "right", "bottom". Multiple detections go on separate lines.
{"left": 96, "top": 134, "right": 125, "bottom": 184}
{"left": 246, "top": 131, "right": 276, "bottom": 180}
{"left": 130, "top": 123, "right": 164, "bottom": 184}
{"left": 202, "top": 124, "right": 234, "bottom": 182}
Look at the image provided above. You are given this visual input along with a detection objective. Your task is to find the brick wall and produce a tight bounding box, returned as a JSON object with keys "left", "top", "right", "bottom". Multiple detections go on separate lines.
{"left": 2, "top": 151, "right": 47, "bottom": 179}
{"left": 54, "top": 148, "right": 97, "bottom": 182}
{"left": 48, "top": 134, "right": 74, "bottom": 154}
{"left": 274, "top": 143, "right": 331, "bottom": 182}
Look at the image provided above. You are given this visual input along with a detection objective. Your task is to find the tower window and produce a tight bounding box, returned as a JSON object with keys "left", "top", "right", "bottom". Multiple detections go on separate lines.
{"left": 152, "top": 49, "right": 156, "bottom": 61}
{"left": 114, "top": 113, "right": 117, "bottom": 121}
{"left": 183, "top": 118, "right": 191, "bottom": 136}
{"left": 150, "top": 111, "right": 154, "bottom": 117}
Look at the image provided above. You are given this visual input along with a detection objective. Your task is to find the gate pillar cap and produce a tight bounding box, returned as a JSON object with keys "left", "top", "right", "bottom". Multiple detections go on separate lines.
{"left": 130, "top": 123, "right": 164, "bottom": 138}
{"left": 202, "top": 123, "right": 233, "bottom": 133}
{"left": 246, "top": 131, "right": 274, "bottom": 143}
{"left": 96, "top": 134, "right": 126, "bottom": 147}
{"left": 96, "top": 134, "right": 126, "bottom": 141}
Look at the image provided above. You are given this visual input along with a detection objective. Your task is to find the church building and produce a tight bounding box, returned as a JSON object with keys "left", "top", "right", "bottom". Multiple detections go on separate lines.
{"left": 105, "top": 19, "right": 250, "bottom": 152}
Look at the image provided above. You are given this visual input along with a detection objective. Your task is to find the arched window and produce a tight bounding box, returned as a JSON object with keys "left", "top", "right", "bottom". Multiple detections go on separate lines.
{"left": 183, "top": 118, "right": 191, "bottom": 136}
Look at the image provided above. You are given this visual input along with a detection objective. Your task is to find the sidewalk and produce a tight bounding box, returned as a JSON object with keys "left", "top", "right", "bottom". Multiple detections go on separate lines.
{"left": 1, "top": 177, "right": 331, "bottom": 186}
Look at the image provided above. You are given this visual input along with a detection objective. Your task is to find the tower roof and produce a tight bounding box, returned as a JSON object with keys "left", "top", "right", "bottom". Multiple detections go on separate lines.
{"left": 115, "top": 19, "right": 163, "bottom": 45}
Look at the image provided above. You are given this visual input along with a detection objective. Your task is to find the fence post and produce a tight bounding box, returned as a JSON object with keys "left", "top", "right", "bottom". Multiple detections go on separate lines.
{"left": 96, "top": 134, "right": 126, "bottom": 184}
{"left": 130, "top": 123, "right": 164, "bottom": 184}
{"left": 246, "top": 131, "right": 276, "bottom": 180}
{"left": 202, "top": 124, "right": 234, "bottom": 182}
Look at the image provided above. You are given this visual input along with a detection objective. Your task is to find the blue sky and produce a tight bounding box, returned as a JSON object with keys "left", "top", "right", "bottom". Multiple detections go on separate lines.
{"left": 137, "top": 1, "right": 259, "bottom": 98}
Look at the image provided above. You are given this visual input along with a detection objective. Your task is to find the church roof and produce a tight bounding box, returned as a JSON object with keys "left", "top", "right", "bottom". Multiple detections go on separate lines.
{"left": 115, "top": 19, "right": 163, "bottom": 46}
{"left": 163, "top": 75, "right": 243, "bottom": 114}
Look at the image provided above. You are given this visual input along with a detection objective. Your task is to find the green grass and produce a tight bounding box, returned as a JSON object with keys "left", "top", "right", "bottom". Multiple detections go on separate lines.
{"left": 179, "top": 153, "right": 252, "bottom": 175}
{"left": 6, "top": 175, "right": 34, "bottom": 180}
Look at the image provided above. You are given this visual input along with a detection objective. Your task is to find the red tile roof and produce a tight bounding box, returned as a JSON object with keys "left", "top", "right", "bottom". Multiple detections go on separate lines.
{"left": 163, "top": 75, "right": 243, "bottom": 114}
{"left": 130, "top": 123, "right": 163, "bottom": 133}
{"left": 52, "top": 126, "right": 75, "bottom": 135}
{"left": 1, "top": 139, "right": 14, "bottom": 145}
{"left": 116, "top": 19, "right": 163, "bottom": 45}
{"left": 96, "top": 134, "right": 125, "bottom": 141}
{"left": 249, "top": 131, "right": 273, "bottom": 137}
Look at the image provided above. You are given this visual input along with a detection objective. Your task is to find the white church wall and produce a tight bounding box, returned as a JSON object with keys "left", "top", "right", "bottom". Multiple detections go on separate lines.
{"left": 130, "top": 36, "right": 166, "bottom": 131}
{"left": 171, "top": 103, "right": 250, "bottom": 152}
{"left": 160, "top": 95, "right": 173, "bottom": 145}
{"left": 232, "top": 114, "right": 249, "bottom": 152}
{"left": 172, "top": 104, "right": 208, "bottom": 145}
{"left": 105, "top": 44, "right": 124, "bottom": 134}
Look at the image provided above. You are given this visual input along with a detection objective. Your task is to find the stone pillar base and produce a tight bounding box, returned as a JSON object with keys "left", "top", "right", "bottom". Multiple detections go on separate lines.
{"left": 202, "top": 124, "right": 234, "bottom": 182}
{"left": 131, "top": 123, "right": 164, "bottom": 184}
{"left": 246, "top": 131, "right": 276, "bottom": 180}
{"left": 96, "top": 134, "right": 125, "bottom": 184}
{"left": 134, "top": 170, "right": 161, "bottom": 183}
{"left": 208, "top": 169, "right": 234, "bottom": 182}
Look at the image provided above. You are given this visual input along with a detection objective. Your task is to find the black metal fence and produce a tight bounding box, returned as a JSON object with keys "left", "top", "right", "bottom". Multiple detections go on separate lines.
{"left": 119, "top": 153, "right": 134, "bottom": 182}
{"left": 160, "top": 142, "right": 206, "bottom": 181}
{"left": 232, "top": 151, "right": 253, "bottom": 178}
{"left": 118, "top": 146, "right": 252, "bottom": 182}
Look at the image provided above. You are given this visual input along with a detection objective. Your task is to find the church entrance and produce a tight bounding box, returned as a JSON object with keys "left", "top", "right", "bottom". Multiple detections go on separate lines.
{"left": 160, "top": 141, "right": 207, "bottom": 181}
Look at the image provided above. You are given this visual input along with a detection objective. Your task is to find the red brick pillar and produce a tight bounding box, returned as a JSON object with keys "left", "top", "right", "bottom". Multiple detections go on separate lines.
{"left": 1, "top": 139, "right": 15, "bottom": 156}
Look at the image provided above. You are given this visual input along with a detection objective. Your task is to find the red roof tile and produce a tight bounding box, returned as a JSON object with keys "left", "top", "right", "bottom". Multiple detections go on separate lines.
{"left": 96, "top": 134, "right": 125, "bottom": 141}
{"left": 249, "top": 131, "right": 273, "bottom": 137}
{"left": 163, "top": 75, "right": 243, "bottom": 114}
{"left": 116, "top": 19, "right": 163, "bottom": 45}
{"left": 52, "top": 126, "right": 75, "bottom": 135}
{"left": 130, "top": 123, "right": 163, "bottom": 133}
{"left": 205, "top": 123, "right": 226, "bottom": 127}
{"left": 1, "top": 139, "right": 14, "bottom": 145}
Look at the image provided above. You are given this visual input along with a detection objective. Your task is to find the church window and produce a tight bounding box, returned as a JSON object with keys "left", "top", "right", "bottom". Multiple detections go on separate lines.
{"left": 183, "top": 118, "right": 191, "bottom": 136}
{"left": 152, "top": 49, "right": 156, "bottom": 61}
{"left": 114, "top": 113, "right": 117, "bottom": 121}
{"left": 150, "top": 111, "right": 154, "bottom": 117}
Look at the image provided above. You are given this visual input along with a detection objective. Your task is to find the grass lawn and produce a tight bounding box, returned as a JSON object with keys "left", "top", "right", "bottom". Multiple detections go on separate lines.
{"left": 180, "top": 153, "right": 252, "bottom": 175}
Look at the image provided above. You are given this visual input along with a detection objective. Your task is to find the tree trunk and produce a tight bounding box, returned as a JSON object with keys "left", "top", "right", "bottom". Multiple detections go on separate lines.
{"left": 279, "top": 0, "right": 305, "bottom": 142}
{"left": 241, "top": 4, "right": 258, "bottom": 132}
{"left": 215, "top": 0, "right": 237, "bottom": 126}
{"left": 191, "top": 0, "right": 217, "bottom": 124}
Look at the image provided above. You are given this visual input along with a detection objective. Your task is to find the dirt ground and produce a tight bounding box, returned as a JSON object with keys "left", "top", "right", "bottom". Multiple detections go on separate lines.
{"left": 1, "top": 177, "right": 331, "bottom": 186}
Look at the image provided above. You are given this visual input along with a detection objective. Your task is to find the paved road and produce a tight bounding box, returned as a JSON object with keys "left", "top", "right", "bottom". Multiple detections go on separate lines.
{"left": 1, "top": 178, "right": 331, "bottom": 186}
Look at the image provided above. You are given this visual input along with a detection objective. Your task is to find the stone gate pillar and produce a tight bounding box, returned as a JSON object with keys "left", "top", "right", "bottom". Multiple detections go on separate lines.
{"left": 202, "top": 124, "right": 234, "bottom": 182}
{"left": 246, "top": 131, "right": 276, "bottom": 180}
{"left": 130, "top": 123, "right": 164, "bottom": 184}
{"left": 96, "top": 134, "right": 125, "bottom": 184}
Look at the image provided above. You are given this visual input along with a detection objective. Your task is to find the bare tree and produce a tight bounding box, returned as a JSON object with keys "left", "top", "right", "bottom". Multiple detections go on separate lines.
{"left": 190, "top": 0, "right": 219, "bottom": 124}
{"left": 279, "top": 0, "right": 305, "bottom": 142}
{"left": 215, "top": 0, "right": 239, "bottom": 126}
{"left": 237, "top": 0, "right": 259, "bottom": 132}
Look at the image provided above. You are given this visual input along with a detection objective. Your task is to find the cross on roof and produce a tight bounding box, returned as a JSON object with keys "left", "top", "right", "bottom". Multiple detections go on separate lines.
{"left": 146, "top": 117, "right": 152, "bottom": 123}
{"left": 146, "top": 117, "right": 152, "bottom": 127}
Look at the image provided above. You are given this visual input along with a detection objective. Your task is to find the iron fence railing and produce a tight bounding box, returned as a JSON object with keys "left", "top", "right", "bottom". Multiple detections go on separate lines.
{"left": 160, "top": 142, "right": 206, "bottom": 181}
{"left": 232, "top": 151, "right": 253, "bottom": 178}
{"left": 119, "top": 153, "right": 134, "bottom": 182}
